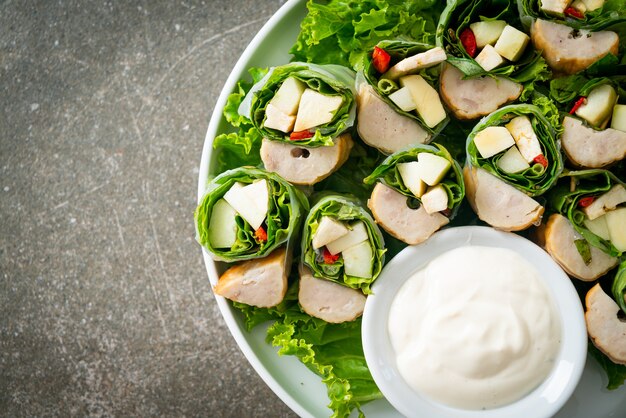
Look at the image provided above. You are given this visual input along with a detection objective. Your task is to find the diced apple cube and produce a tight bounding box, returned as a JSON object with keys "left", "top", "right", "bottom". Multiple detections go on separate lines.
{"left": 475, "top": 44, "right": 506, "bottom": 72}
{"left": 539, "top": 0, "right": 571, "bottom": 16}
{"left": 223, "top": 179, "right": 269, "bottom": 230}
{"left": 208, "top": 199, "right": 238, "bottom": 248}
{"left": 294, "top": 89, "right": 343, "bottom": 132}
{"left": 473, "top": 126, "right": 515, "bottom": 159}
{"left": 571, "top": 0, "right": 587, "bottom": 12}
{"left": 397, "top": 161, "right": 427, "bottom": 197}
{"left": 470, "top": 20, "right": 507, "bottom": 48}
{"left": 496, "top": 146, "right": 530, "bottom": 173}
{"left": 312, "top": 216, "right": 349, "bottom": 250}
{"left": 342, "top": 241, "right": 373, "bottom": 278}
{"left": 583, "top": 214, "right": 610, "bottom": 241}
{"left": 270, "top": 77, "right": 306, "bottom": 116}
{"left": 399, "top": 75, "right": 447, "bottom": 128}
{"left": 421, "top": 185, "right": 449, "bottom": 215}
{"left": 416, "top": 153, "right": 452, "bottom": 186}
{"left": 325, "top": 221, "right": 369, "bottom": 255}
{"left": 606, "top": 207, "right": 626, "bottom": 252}
{"left": 575, "top": 84, "right": 617, "bottom": 128}
{"left": 611, "top": 104, "right": 626, "bottom": 133}
{"left": 494, "top": 25, "right": 530, "bottom": 62}
{"left": 388, "top": 86, "right": 417, "bottom": 112}
{"left": 581, "top": 0, "right": 604, "bottom": 11}
{"left": 263, "top": 103, "right": 296, "bottom": 133}
{"left": 583, "top": 185, "right": 626, "bottom": 220}
{"left": 505, "top": 115, "right": 542, "bottom": 163}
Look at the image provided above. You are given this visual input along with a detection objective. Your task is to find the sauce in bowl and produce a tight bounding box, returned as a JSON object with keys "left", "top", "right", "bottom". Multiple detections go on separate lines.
{"left": 388, "top": 245, "right": 561, "bottom": 410}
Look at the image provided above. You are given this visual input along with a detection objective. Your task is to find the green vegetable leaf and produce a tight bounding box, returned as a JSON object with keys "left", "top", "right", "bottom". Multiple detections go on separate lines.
{"left": 588, "top": 342, "right": 626, "bottom": 390}
{"left": 574, "top": 239, "right": 592, "bottom": 265}
{"left": 612, "top": 261, "right": 626, "bottom": 315}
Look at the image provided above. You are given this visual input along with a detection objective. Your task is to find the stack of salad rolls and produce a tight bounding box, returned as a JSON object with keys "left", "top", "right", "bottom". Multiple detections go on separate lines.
{"left": 198, "top": 1, "right": 626, "bottom": 415}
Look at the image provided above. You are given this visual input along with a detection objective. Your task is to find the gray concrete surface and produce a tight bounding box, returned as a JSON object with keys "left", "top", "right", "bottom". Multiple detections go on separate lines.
{"left": 0, "top": 0, "right": 298, "bottom": 416}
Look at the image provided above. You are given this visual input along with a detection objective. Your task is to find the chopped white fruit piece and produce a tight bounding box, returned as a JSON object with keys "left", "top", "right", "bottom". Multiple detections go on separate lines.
{"left": 584, "top": 214, "right": 610, "bottom": 241}
{"left": 470, "top": 20, "right": 507, "bottom": 48}
{"left": 421, "top": 185, "right": 449, "bottom": 215}
{"left": 269, "top": 77, "right": 306, "bottom": 116}
{"left": 399, "top": 75, "right": 446, "bottom": 128}
{"left": 575, "top": 84, "right": 617, "bottom": 128}
{"left": 263, "top": 103, "right": 296, "bottom": 133}
{"left": 416, "top": 153, "right": 452, "bottom": 186}
{"left": 571, "top": 0, "right": 587, "bottom": 12}
{"left": 581, "top": 0, "right": 604, "bottom": 11}
{"left": 294, "top": 89, "right": 343, "bottom": 131}
{"left": 583, "top": 185, "right": 626, "bottom": 220}
{"left": 208, "top": 199, "right": 238, "bottom": 248}
{"left": 539, "top": 0, "right": 571, "bottom": 15}
{"left": 496, "top": 146, "right": 530, "bottom": 173}
{"left": 312, "top": 216, "right": 349, "bottom": 250}
{"left": 475, "top": 44, "right": 506, "bottom": 72}
{"left": 494, "top": 25, "right": 530, "bottom": 62}
{"left": 223, "top": 179, "right": 269, "bottom": 230}
{"left": 382, "top": 47, "right": 447, "bottom": 80}
{"left": 473, "top": 126, "right": 515, "bottom": 159}
{"left": 388, "top": 86, "right": 417, "bottom": 112}
{"left": 612, "top": 104, "right": 626, "bottom": 132}
{"left": 505, "top": 115, "right": 542, "bottom": 163}
{"left": 342, "top": 241, "right": 373, "bottom": 278}
{"left": 326, "top": 221, "right": 369, "bottom": 255}
{"left": 398, "top": 161, "right": 427, "bottom": 197}
{"left": 606, "top": 208, "right": 626, "bottom": 252}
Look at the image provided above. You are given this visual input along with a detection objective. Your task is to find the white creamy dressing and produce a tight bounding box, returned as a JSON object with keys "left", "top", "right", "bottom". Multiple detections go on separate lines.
{"left": 388, "top": 245, "right": 561, "bottom": 410}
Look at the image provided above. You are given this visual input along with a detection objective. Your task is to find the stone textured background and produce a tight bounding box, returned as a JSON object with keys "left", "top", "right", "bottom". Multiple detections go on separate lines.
{"left": 0, "top": 0, "right": 297, "bottom": 416}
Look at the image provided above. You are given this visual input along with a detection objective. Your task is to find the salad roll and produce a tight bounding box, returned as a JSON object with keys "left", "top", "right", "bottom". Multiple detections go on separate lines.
{"left": 436, "top": 0, "right": 544, "bottom": 118}
{"left": 518, "top": 0, "right": 623, "bottom": 74}
{"left": 357, "top": 40, "right": 448, "bottom": 153}
{"left": 239, "top": 62, "right": 356, "bottom": 147}
{"left": 298, "top": 264, "right": 366, "bottom": 323}
{"left": 464, "top": 104, "right": 563, "bottom": 230}
{"left": 301, "top": 195, "right": 385, "bottom": 293}
{"left": 363, "top": 144, "right": 464, "bottom": 244}
{"left": 260, "top": 133, "right": 353, "bottom": 186}
{"left": 550, "top": 75, "right": 626, "bottom": 168}
{"left": 195, "top": 167, "right": 309, "bottom": 262}
{"left": 547, "top": 169, "right": 626, "bottom": 259}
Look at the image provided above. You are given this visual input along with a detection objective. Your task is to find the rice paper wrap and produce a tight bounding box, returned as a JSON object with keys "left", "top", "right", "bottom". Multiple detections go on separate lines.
{"left": 547, "top": 169, "right": 625, "bottom": 258}
{"left": 466, "top": 103, "right": 563, "bottom": 196}
{"left": 436, "top": 0, "right": 549, "bottom": 83}
{"left": 195, "top": 167, "right": 309, "bottom": 262}
{"left": 361, "top": 39, "right": 448, "bottom": 136}
{"left": 239, "top": 62, "right": 356, "bottom": 147}
{"left": 363, "top": 143, "right": 465, "bottom": 219}
{"left": 517, "top": 0, "right": 626, "bottom": 31}
{"left": 301, "top": 195, "right": 385, "bottom": 294}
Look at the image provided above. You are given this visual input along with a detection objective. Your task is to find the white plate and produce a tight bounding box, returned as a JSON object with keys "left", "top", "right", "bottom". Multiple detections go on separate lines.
{"left": 197, "top": 0, "right": 626, "bottom": 416}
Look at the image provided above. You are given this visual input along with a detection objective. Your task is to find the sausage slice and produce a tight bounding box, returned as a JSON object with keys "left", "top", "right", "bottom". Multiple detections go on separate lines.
{"left": 585, "top": 283, "right": 626, "bottom": 365}
{"left": 298, "top": 265, "right": 366, "bottom": 323}
{"left": 367, "top": 182, "right": 449, "bottom": 245}
{"left": 561, "top": 116, "right": 626, "bottom": 168}
{"left": 214, "top": 247, "right": 288, "bottom": 308}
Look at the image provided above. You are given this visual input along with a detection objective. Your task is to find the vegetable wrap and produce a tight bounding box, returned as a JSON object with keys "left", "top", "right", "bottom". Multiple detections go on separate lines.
{"left": 467, "top": 104, "right": 563, "bottom": 196}
{"left": 363, "top": 143, "right": 464, "bottom": 244}
{"left": 549, "top": 75, "right": 626, "bottom": 168}
{"left": 437, "top": 0, "right": 548, "bottom": 83}
{"left": 518, "top": 0, "right": 626, "bottom": 31}
{"left": 547, "top": 169, "right": 626, "bottom": 258}
{"left": 239, "top": 62, "right": 356, "bottom": 147}
{"left": 195, "top": 167, "right": 309, "bottom": 262}
{"left": 301, "top": 195, "right": 385, "bottom": 294}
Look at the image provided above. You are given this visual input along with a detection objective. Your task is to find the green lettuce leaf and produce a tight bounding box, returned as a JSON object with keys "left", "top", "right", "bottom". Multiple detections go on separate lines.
{"left": 290, "top": 0, "right": 444, "bottom": 69}
{"left": 437, "top": 0, "right": 551, "bottom": 87}
{"left": 195, "top": 167, "right": 309, "bottom": 262}
{"left": 240, "top": 62, "right": 357, "bottom": 147}
{"left": 612, "top": 260, "right": 626, "bottom": 315}
{"left": 466, "top": 103, "right": 564, "bottom": 196}
{"left": 547, "top": 169, "right": 624, "bottom": 258}
{"left": 589, "top": 342, "right": 626, "bottom": 390}
{"left": 363, "top": 143, "right": 465, "bottom": 218}
{"left": 301, "top": 195, "right": 386, "bottom": 293}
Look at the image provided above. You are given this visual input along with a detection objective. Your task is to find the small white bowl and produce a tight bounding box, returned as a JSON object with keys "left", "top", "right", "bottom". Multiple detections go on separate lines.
{"left": 362, "top": 226, "right": 587, "bottom": 418}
